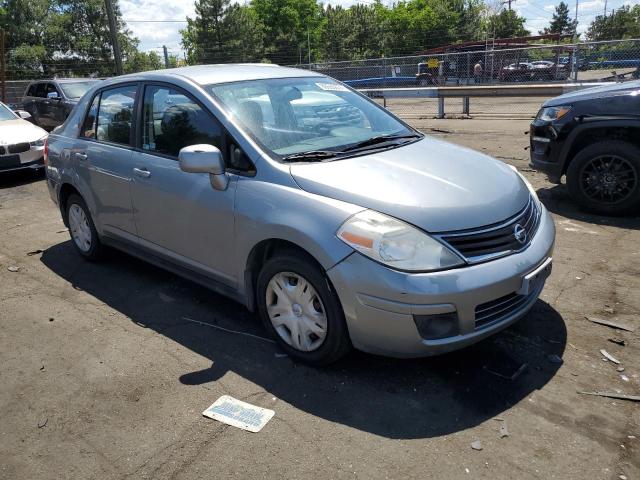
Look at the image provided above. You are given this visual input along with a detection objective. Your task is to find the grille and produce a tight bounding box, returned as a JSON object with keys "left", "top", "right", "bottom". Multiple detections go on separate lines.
{"left": 439, "top": 197, "right": 539, "bottom": 263}
{"left": 8, "top": 142, "right": 30, "bottom": 154}
{"left": 474, "top": 285, "right": 540, "bottom": 329}
{"left": 0, "top": 146, "right": 5, "bottom": 155}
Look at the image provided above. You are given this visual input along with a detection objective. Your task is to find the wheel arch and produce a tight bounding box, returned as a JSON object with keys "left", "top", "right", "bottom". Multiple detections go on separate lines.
{"left": 58, "top": 183, "right": 82, "bottom": 226}
{"left": 560, "top": 121, "right": 640, "bottom": 175}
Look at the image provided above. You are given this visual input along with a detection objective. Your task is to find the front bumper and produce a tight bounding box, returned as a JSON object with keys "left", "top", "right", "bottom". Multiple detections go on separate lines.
{"left": 0, "top": 145, "right": 44, "bottom": 173}
{"left": 327, "top": 205, "right": 556, "bottom": 358}
{"left": 529, "top": 120, "right": 567, "bottom": 183}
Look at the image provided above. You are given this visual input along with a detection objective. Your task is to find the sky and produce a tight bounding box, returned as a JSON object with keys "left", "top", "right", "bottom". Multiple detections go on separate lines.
{"left": 119, "top": 0, "right": 638, "bottom": 55}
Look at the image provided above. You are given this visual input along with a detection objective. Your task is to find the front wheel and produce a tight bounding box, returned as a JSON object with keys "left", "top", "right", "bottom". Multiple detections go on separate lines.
{"left": 256, "top": 252, "right": 351, "bottom": 365}
{"left": 566, "top": 140, "right": 640, "bottom": 215}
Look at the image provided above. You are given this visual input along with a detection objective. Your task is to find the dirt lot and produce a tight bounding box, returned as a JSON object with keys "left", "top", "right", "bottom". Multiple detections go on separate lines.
{"left": 1, "top": 116, "right": 639, "bottom": 479}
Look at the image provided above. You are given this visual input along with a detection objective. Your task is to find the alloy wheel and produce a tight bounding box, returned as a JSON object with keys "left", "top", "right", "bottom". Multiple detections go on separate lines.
{"left": 579, "top": 154, "right": 638, "bottom": 205}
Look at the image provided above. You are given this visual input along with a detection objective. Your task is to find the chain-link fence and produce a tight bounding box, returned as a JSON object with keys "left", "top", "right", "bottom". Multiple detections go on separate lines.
{"left": 294, "top": 39, "right": 640, "bottom": 89}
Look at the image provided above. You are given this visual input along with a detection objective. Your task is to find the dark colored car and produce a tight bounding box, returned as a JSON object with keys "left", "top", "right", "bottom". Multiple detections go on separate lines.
{"left": 21, "top": 79, "right": 101, "bottom": 131}
{"left": 530, "top": 80, "right": 640, "bottom": 214}
{"left": 500, "top": 62, "right": 568, "bottom": 82}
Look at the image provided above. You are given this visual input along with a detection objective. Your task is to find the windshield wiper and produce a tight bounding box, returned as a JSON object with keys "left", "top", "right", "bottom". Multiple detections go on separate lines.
{"left": 282, "top": 150, "right": 339, "bottom": 162}
{"left": 339, "top": 133, "right": 422, "bottom": 153}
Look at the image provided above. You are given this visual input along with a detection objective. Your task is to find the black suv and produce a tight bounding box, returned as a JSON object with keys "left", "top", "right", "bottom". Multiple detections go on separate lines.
{"left": 21, "top": 79, "right": 100, "bottom": 131}
{"left": 530, "top": 80, "right": 640, "bottom": 214}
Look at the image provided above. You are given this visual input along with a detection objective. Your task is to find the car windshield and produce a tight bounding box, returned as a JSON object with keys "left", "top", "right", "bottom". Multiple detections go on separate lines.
{"left": 207, "top": 77, "right": 415, "bottom": 158}
{"left": 59, "top": 81, "right": 97, "bottom": 99}
{"left": 0, "top": 103, "right": 16, "bottom": 121}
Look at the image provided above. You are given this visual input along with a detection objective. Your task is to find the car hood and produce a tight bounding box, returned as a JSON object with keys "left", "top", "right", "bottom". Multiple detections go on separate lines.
{"left": 289, "top": 137, "right": 530, "bottom": 232}
{"left": 544, "top": 80, "right": 640, "bottom": 107}
{"left": 0, "top": 119, "right": 47, "bottom": 143}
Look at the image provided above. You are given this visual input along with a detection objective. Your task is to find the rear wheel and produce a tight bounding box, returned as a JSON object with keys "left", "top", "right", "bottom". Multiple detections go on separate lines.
{"left": 65, "top": 194, "right": 104, "bottom": 260}
{"left": 566, "top": 140, "right": 640, "bottom": 215}
{"left": 256, "top": 252, "right": 351, "bottom": 365}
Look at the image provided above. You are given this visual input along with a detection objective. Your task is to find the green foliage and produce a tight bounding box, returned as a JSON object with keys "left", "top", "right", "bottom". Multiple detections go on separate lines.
{"left": 540, "top": 2, "right": 576, "bottom": 36}
{"left": 0, "top": 0, "right": 140, "bottom": 79}
{"left": 486, "top": 9, "right": 530, "bottom": 39}
{"left": 587, "top": 5, "right": 640, "bottom": 41}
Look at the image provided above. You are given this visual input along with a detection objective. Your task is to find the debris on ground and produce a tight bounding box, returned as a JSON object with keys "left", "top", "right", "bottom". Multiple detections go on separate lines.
{"left": 7, "top": 266, "right": 20, "bottom": 272}
{"left": 202, "top": 395, "right": 275, "bottom": 432}
{"left": 620, "top": 375, "right": 629, "bottom": 382}
{"left": 158, "top": 292, "right": 175, "bottom": 303}
{"left": 547, "top": 354, "right": 563, "bottom": 364}
{"left": 484, "top": 363, "right": 528, "bottom": 380}
{"left": 274, "top": 352, "right": 288, "bottom": 358}
{"left": 617, "top": 366, "right": 625, "bottom": 372}
{"left": 471, "top": 440, "right": 483, "bottom": 451}
{"left": 26, "top": 249, "right": 44, "bottom": 256}
{"left": 499, "top": 423, "right": 510, "bottom": 438}
{"left": 608, "top": 338, "right": 626, "bottom": 346}
{"left": 578, "top": 391, "right": 640, "bottom": 402}
{"left": 600, "top": 349, "right": 621, "bottom": 364}
{"left": 37, "top": 418, "right": 47, "bottom": 429}
{"left": 56, "top": 229, "right": 68, "bottom": 233}
{"left": 586, "top": 316, "right": 636, "bottom": 332}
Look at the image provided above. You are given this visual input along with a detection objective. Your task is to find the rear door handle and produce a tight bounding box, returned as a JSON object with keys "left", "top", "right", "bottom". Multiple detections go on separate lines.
{"left": 133, "top": 167, "right": 151, "bottom": 178}
{"left": 75, "top": 152, "right": 87, "bottom": 161}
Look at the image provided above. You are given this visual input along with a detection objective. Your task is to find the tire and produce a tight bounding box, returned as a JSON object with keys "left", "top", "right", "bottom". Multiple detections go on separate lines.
{"left": 566, "top": 140, "right": 640, "bottom": 215}
{"left": 65, "top": 194, "right": 104, "bottom": 260}
{"left": 256, "top": 252, "right": 351, "bottom": 366}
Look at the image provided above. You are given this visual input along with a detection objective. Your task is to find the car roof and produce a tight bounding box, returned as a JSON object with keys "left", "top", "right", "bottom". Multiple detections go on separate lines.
{"left": 113, "top": 64, "right": 322, "bottom": 86}
{"left": 29, "top": 78, "right": 100, "bottom": 84}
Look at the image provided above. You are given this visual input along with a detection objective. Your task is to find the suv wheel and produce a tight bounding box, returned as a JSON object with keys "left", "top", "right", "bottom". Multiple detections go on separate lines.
{"left": 566, "top": 140, "right": 640, "bottom": 215}
{"left": 66, "top": 194, "right": 103, "bottom": 260}
{"left": 256, "top": 252, "right": 351, "bottom": 365}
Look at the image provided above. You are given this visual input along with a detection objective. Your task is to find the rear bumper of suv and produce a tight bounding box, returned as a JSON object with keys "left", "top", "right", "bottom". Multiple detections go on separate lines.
{"left": 327, "top": 204, "right": 555, "bottom": 358}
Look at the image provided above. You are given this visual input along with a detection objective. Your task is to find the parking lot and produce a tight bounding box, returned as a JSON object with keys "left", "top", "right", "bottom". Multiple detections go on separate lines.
{"left": 1, "top": 113, "right": 638, "bottom": 479}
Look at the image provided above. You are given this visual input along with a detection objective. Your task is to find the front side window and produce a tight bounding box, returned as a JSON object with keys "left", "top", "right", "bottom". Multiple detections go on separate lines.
{"left": 46, "top": 83, "right": 60, "bottom": 97}
{"left": 34, "top": 83, "right": 46, "bottom": 98}
{"left": 141, "top": 85, "right": 222, "bottom": 158}
{"left": 96, "top": 85, "right": 137, "bottom": 146}
{"left": 207, "top": 77, "right": 414, "bottom": 158}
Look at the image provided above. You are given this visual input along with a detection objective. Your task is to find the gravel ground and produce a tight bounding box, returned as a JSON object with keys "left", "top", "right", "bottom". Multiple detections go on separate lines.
{"left": 0, "top": 116, "right": 638, "bottom": 479}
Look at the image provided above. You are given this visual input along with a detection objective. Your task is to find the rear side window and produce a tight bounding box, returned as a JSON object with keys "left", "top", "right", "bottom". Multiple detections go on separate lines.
{"left": 141, "top": 85, "right": 222, "bottom": 158}
{"left": 81, "top": 95, "right": 100, "bottom": 139}
{"left": 34, "top": 83, "right": 46, "bottom": 98}
{"left": 95, "top": 85, "right": 137, "bottom": 146}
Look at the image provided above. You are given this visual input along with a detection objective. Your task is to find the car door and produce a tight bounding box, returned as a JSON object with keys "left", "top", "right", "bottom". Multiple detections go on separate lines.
{"left": 46, "top": 83, "right": 67, "bottom": 127}
{"left": 74, "top": 84, "right": 139, "bottom": 243}
{"left": 25, "top": 83, "right": 47, "bottom": 127}
{"left": 129, "top": 83, "right": 239, "bottom": 287}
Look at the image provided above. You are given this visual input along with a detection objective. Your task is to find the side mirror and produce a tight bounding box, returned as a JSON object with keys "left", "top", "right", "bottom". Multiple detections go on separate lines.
{"left": 178, "top": 144, "right": 228, "bottom": 191}
{"left": 14, "top": 110, "right": 32, "bottom": 120}
{"left": 47, "top": 91, "right": 60, "bottom": 100}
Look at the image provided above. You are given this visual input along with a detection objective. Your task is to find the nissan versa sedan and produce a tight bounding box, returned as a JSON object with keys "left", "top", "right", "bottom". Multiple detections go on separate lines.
{"left": 0, "top": 101, "right": 47, "bottom": 173}
{"left": 45, "top": 65, "right": 555, "bottom": 365}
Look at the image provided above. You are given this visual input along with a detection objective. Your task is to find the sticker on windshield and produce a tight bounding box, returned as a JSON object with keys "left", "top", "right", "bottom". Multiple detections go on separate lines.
{"left": 316, "top": 82, "right": 348, "bottom": 92}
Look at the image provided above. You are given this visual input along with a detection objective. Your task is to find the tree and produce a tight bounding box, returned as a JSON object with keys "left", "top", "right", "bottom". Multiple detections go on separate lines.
{"left": 587, "top": 5, "right": 640, "bottom": 41}
{"left": 487, "top": 9, "right": 530, "bottom": 38}
{"left": 540, "top": 2, "right": 576, "bottom": 35}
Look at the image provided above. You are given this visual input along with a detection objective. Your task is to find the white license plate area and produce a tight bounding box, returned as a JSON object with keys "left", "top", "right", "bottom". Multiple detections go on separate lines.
{"left": 517, "top": 257, "right": 552, "bottom": 295}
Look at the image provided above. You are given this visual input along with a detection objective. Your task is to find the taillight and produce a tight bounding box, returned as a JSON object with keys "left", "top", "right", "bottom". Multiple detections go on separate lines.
{"left": 43, "top": 138, "right": 48, "bottom": 166}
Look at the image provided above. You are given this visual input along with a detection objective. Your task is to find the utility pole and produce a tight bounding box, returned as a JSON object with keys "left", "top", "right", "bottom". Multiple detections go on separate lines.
{"left": 501, "top": 0, "right": 515, "bottom": 10}
{"left": 604, "top": 0, "right": 607, "bottom": 16}
{"left": 163, "top": 45, "right": 170, "bottom": 69}
{"left": 307, "top": 29, "right": 311, "bottom": 67}
{"left": 0, "top": 29, "right": 5, "bottom": 103}
{"left": 104, "top": 0, "right": 123, "bottom": 76}
{"left": 571, "top": 0, "right": 579, "bottom": 82}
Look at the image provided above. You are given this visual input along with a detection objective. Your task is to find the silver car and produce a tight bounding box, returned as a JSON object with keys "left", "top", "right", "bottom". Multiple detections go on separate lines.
{"left": 45, "top": 65, "right": 555, "bottom": 365}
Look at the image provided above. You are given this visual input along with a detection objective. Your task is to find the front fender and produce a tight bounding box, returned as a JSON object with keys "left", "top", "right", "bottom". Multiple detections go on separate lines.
{"left": 234, "top": 176, "right": 364, "bottom": 298}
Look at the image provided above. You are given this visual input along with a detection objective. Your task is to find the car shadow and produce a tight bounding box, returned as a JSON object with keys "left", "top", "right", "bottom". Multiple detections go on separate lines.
{"left": 0, "top": 168, "right": 45, "bottom": 189}
{"left": 538, "top": 184, "right": 640, "bottom": 230}
{"left": 41, "top": 240, "right": 566, "bottom": 440}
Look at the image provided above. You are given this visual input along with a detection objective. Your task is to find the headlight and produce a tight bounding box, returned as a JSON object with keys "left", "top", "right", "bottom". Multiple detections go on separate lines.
{"left": 30, "top": 136, "right": 47, "bottom": 147}
{"left": 537, "top": 105, "right": 571, "bottom": 122}
{"left": 337, "top": 210, "right": 464, "bottom": 272}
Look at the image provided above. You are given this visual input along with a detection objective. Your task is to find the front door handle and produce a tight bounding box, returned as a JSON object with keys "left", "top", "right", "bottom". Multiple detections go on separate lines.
{"left": 75, "top": 152, "right": 87, "bottom": 161}
{"left": 133, "top": 167, "right": 151, "bottom": 178}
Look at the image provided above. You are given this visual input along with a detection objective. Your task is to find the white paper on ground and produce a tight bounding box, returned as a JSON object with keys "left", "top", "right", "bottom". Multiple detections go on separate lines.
{"left": 202, "top": 395, "right": 275, "bottom": 433}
